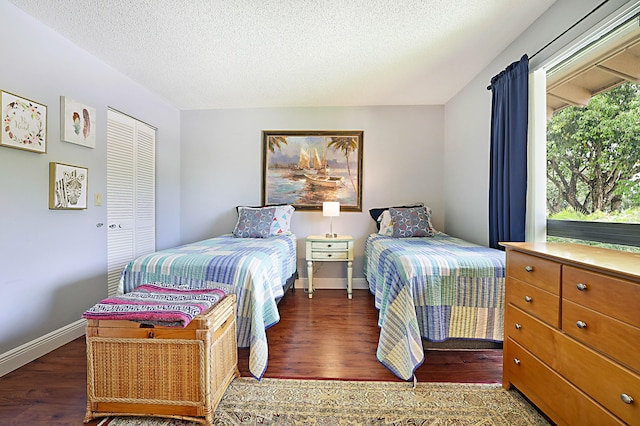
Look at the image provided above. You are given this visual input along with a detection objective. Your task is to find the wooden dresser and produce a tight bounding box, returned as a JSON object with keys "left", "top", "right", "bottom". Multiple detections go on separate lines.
{"left": 502, "top": 242, "right": 640, "bottom": 426}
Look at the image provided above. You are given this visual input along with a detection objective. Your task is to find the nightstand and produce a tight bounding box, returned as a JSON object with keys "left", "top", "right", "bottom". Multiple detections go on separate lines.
{"left": 305, "top": 235, "right": 354, "bottom": 299}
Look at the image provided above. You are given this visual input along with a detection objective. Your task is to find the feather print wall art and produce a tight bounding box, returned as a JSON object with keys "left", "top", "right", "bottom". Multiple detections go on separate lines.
{"left": 61, "top": 96, "right": 96, "bottom": 148}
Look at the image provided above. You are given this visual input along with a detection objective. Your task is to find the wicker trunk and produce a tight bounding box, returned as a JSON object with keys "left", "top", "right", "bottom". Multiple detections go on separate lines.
{"left": 84, "top": 294, "right": 239, "bottom": 425}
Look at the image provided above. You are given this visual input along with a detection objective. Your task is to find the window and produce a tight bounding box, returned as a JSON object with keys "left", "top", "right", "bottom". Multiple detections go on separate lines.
{"left": 543, "top": 12, "right": 640, "bottom": 253}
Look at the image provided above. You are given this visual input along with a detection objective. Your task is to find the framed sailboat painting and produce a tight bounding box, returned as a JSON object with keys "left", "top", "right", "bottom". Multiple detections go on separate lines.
{"left": 262, "top": 130, "right": 363, "bottom": 211}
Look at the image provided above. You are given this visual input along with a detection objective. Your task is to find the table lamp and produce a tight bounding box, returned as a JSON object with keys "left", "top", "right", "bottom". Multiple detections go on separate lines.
{"left": 323, "top": 201, "right": 340, "bottom": 238}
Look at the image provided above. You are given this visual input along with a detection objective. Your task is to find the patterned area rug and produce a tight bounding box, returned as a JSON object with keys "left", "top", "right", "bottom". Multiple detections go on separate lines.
{"left": 98, "top": 377, "right": 550, "bottom": 425}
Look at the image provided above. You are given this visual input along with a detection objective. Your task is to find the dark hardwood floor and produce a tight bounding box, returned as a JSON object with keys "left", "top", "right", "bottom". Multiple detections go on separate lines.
{"left": 0, "top": 289, "right": 502, "bottom": 425}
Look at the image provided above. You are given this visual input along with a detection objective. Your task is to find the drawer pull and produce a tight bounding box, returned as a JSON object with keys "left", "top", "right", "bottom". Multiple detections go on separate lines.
{"left": 148, "top": 331, "right": 155, "bottom": 338}
{"left": 576, "top": 321, "right": 587, "bottom": 329}
{"left": 524, "top": 266, "right": 533, "bottom": 272}
{"left": 524, "top": 296, "right": 532, "bottom": 303}
{"left": 514, "top": 323, "right": 522, "bottom": 330}
{"left": 620, "top": 393, "right": 634, "bottom": 404}
{"left": 327, "top": 244, "right": 332, "bottom": 248}
{"left": 327, "top": 254, "right": 332, "bottom": 257}
{"left": 513, "top": 358, "right": 521, "bottom": 365}
{"left": 576, "top": 283, "right": 588, "bottom": 291}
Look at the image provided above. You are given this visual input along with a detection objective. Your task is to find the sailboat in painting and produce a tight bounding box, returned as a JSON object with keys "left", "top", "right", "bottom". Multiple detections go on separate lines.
{"left": 292, "top": 147, "right": 317, "bottom": 177}
{"left": 294, "top": 147, "right": 327, "bottom": 175}
{"left": 299, "top": 147, "right": 310, "bottom": 169}
{"left": 304, "top": 173, "right": 345, "bottom": 187}
{"left": 304, "top": 148, "right": 344, "bottom": 187}
{"left": 291, "top": 143, "right": 344, "bottom": 187}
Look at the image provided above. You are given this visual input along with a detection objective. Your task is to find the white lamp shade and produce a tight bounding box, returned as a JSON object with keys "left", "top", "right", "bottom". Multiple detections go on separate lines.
{"left": 322, "top": 201, "right": 340, "bottom": 217}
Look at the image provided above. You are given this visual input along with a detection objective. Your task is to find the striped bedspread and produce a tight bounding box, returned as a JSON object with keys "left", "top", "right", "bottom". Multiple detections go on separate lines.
{"left": 83, "top": 283, "right": 226, "bottom": 327}
{"left": 118, "top": 234, "right": 297, "bottom": 379}
{"left": 364, "top": 233, "right": 505, "bottom": 381}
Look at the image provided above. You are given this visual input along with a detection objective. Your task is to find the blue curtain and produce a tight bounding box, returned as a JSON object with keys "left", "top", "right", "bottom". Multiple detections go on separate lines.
{"left": 489, "top": 55, "right": 529, "bottom": 249}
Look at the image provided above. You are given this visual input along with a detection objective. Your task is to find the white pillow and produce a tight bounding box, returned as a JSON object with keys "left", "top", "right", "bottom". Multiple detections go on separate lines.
{"left": 378, "top": 210, "right": 394, "bottom": 236}
{"left": 270, "top": 205, "right": 295, "bottom": 235}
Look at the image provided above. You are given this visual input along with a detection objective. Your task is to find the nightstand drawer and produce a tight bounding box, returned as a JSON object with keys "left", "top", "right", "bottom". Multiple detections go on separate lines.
{"left": 311, "top": 241, "right": 349, "bottom": 250}
{"left": 310, "top": 251, "right": 349, "bottom": 260}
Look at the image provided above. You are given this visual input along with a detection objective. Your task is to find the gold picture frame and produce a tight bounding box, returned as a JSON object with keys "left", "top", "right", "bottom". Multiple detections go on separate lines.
{"left": 1, "top": 90, "right": 47, "bottom": 153}
{"left": 49, "top": 162, "right": 88, "bottom": 210}
{"left": 60, "top": 96, "right": 96, "bottom": 148}
{"left": 262, "top": 130, "right": 363, "bottom": 211}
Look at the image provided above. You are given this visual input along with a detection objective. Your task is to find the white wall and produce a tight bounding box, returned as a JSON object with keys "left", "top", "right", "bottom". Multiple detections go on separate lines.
{"left": 0, "top": 0, "right": 181, "bottom": 355}
{"left": 443, "top": 0, "right": 635, "bottom": 246}
{"left": 180, "top": 106, "right": 444, "bottom": 279}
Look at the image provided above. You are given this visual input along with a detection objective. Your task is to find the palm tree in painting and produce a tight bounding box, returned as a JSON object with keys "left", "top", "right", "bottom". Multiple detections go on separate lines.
{"left": 268, "top": 136, "right": 288, "bottom": 153}
{"left": 327, "top": 136, "right": 358, "bottom": 192}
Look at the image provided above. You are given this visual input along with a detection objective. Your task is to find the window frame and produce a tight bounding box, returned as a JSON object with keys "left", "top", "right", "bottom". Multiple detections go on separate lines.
{"left": 529, "top": 4, "right": 640, "bottom": 249}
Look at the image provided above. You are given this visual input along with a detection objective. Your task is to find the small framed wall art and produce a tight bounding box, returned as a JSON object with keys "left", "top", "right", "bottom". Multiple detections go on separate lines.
{"left": 1, "top": 90, "right": 47, "bottom": 153}
{"left": 49, "top": 162, "right": 88, "bottom": 210}
{"left": 60, "top": 96, "right": 96, "bottom": 148}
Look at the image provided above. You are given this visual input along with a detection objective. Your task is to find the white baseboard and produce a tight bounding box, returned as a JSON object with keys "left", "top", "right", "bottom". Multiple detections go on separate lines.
{"left": 0, "top": 319, "right": 86, "bottom": 377}
{"left": 294, "top": 277, "right": 368, "bottom": 291}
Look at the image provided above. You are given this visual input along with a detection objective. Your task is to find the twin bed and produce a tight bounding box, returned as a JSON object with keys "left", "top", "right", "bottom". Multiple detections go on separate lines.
{"left": 364, "top": 205, "right": 506, "bottom": 381}
{"left": 118, "top": 205, "right": 297, "bottom": 379}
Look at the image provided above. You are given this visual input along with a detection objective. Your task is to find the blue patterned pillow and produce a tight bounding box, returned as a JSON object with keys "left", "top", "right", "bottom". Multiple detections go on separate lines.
{"left": 233, "top": 207, "right": 276, "bottom": 238}
{"left": 389, "top": 207, "right": 434, "bottom": 238}
{"left": 369, "top": 202, "right": 424, "bottom": 230}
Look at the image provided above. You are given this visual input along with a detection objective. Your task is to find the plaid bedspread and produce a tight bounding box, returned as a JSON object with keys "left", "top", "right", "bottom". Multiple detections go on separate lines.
{"left": 118, "top": 234, "right": 297, "bottom": 379}
{"left": 364, "top": 233, "right": 505, "bottom": 381}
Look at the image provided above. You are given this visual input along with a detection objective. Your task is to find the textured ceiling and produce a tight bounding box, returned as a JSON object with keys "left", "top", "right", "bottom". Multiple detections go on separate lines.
{"left": 8, "top": 0, "right": 556, "bottom": 110}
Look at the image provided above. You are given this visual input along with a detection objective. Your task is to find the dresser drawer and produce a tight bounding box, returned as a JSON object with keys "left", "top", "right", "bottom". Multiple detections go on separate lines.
{"left": 556, "top": 330, "right": 640, "bottom": 425}
{"left": 309, "top": 251, "right": 349, "bottom": 260}
{"left": 505, "top": 339, "right": 624, "bottom": 426}
{"left": 311, "top": 241, "right": 349, "bottom": 250}
{"left": 507, "top": 250, "right": 561, "bottom": 295}
{"left": 507, "top": 278, "right": 560, "bottom": 328}
{"left": 563, "top": 266, "right": 640, "bottom": 328}
{"left": 506, "top": 305, "right": 561, "bottom": 368}
{"left": 562, "top": 299, "right": 640, "bottom": 373}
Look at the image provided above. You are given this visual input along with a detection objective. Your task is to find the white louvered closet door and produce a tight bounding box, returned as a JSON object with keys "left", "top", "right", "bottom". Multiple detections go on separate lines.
{"left": 106, "top": 110, "right": 156, "bottom": 296}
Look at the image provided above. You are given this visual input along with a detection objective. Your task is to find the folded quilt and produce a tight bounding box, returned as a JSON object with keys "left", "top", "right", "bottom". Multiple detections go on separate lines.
{"left": 82, "top": 283, "right": 226, "bottom": 327}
